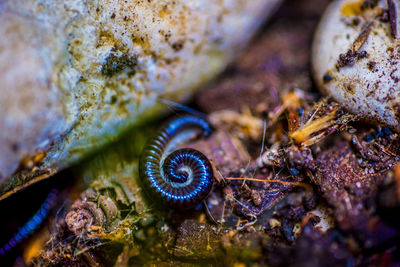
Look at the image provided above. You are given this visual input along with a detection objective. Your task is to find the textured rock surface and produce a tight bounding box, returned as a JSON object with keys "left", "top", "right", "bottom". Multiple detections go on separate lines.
{"left": 0, "top": 0, "right": 281, "bottom": 198}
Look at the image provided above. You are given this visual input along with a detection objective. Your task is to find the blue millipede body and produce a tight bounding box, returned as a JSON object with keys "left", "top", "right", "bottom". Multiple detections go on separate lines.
{"left": 140, "top": 115, "right": 214, "bottom": 209}
{"left": 0, "top": 189, "right": 58, "bottom": 255}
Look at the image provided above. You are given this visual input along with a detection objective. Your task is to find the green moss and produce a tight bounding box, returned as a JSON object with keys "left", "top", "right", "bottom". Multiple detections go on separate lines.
{"left": 101, "top": 51, "right": 138, "bottom": 77}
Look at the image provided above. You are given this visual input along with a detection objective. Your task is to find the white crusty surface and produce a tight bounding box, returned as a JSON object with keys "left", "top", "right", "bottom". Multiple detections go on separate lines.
{"left": 0, "top": 0, "right": 281, "bottom": 195}
{"left": 0, "top": 12, "right": 68, "bottom": 181}
{"left": 312, "top": 0, "right": 400, "bottom": 131}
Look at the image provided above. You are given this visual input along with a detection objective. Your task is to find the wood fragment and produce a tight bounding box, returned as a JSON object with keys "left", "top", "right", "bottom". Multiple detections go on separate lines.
{"left": 388, "top": 0, "right": 399, "bottom": 39}
{"left": 352, "top": 21, "right": 373, "bottom": 51}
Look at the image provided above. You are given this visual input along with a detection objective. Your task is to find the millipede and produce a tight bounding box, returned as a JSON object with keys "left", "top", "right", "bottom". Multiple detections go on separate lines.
{"left": 0, "top": 189, "right": 58, "bottom": 256}
{"left": 139, "top": 115, "right": 214, "bottom": 210}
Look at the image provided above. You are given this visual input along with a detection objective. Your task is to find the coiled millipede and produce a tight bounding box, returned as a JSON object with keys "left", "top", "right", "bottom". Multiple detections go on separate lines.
{"left": 139, "top": 115, "right": 214, "bottom": 209}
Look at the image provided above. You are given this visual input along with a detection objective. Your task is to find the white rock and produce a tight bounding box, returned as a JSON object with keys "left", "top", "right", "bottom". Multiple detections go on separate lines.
{"left": 312, "top": 0, "right": 400, "bottom": 131}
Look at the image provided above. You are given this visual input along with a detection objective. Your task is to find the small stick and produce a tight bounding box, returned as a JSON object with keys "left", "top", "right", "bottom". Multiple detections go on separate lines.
{"left": 225, "top": 177, "right": 313, "bottom": 191}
